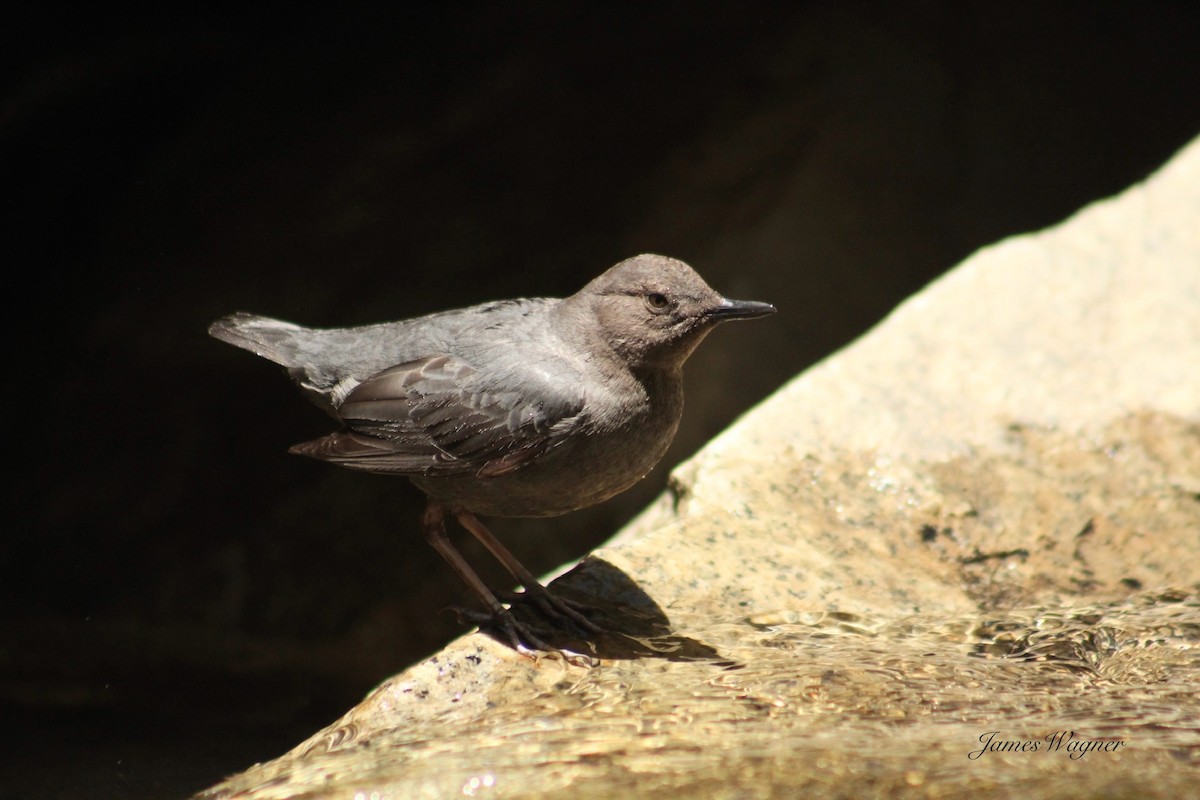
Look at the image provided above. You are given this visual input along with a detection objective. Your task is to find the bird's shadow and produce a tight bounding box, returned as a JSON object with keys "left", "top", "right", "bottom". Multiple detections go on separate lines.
{"left": 484, "top": 556, "right": 742, "bottom": 667}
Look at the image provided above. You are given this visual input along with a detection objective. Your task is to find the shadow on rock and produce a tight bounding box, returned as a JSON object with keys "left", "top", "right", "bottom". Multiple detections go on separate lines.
{"left": 484, "top": 556, "right": 741, "bottom": 666}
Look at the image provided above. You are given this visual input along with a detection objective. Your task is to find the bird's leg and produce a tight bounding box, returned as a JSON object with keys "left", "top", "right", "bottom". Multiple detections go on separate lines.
{"left": 454, "top": 509, "right": 603, "bottom": 634}
{"left": 421, "top": 502, "right": 559, "bottom": 654}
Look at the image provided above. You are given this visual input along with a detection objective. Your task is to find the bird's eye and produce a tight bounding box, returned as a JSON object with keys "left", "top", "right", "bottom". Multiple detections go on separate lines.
{"left": 644, "top": 292, "right": 670, "bottom": 312}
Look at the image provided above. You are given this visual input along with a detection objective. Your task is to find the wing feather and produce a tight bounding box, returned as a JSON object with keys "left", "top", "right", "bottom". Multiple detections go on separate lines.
{"left": 289, "top": 354, "right": 584, "bottom": 477}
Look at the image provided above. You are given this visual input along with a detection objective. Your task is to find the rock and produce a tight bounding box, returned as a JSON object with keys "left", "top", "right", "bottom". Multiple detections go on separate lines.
{"left": 196, "top": 136, "right": 1200, "bottom": 800}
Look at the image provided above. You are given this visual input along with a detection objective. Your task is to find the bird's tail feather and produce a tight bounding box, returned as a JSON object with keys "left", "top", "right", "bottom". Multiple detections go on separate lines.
{"left": 207, "top": 313, "right": 307, "bottom": 367}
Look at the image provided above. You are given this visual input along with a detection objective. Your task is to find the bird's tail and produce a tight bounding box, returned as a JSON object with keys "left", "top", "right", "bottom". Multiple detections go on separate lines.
{"left": 207, "top": 313, "right": 308, "bottom": 367}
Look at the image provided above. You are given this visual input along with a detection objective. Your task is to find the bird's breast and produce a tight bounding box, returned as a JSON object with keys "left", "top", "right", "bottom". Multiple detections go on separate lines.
{"left": 412, "top": 369, "right": 684, "bottom": 518}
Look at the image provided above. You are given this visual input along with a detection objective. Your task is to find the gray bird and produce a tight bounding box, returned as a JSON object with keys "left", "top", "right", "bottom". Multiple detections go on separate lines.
{"left": 209, "top": 253, "right": 774, "bottom": 654}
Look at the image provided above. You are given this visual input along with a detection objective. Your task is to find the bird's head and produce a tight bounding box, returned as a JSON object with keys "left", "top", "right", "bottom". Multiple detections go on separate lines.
{"left": 566, "top": 254, "right": 775, "bottom": 370}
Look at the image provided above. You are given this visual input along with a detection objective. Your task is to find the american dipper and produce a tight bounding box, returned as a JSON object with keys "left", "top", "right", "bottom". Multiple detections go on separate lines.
{"left": 209, "top": 254, "right": 774, "bottom": 655}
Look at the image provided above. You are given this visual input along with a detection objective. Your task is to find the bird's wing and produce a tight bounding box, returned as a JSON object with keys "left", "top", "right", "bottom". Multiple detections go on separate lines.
{"left": 288, "top": 354, "right": 584, "bottom": 477}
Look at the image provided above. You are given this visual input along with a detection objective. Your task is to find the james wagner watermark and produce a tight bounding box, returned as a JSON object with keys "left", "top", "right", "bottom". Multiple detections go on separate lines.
{"left": 969, "top": 731, "right": 1126, "bottom": 760}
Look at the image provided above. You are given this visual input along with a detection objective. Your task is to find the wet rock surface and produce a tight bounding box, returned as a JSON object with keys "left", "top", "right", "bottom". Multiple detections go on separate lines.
{"left": 10, "top": 7, "right": 1200, "bottom": 798}
{"left": 197, "top": 133, "right": 1200, "bottom": 799}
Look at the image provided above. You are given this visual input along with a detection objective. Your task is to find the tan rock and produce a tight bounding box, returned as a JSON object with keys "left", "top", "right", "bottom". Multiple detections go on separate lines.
{"left": 197, "top": 137, "right": 1200, "bottom": 800}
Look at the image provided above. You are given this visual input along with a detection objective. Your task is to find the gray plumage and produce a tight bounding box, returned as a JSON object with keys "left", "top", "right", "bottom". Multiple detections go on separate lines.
{"left": 209, "top": 253, "right": 774, "bottom": 517}
{"left": 209, "top": 253, "right": 774, "bottom": 652}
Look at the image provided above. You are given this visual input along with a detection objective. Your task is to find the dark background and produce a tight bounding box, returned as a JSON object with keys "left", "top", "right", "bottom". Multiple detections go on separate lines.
{"left": 4, "top": 3, "right": 1200, "bottom": 798}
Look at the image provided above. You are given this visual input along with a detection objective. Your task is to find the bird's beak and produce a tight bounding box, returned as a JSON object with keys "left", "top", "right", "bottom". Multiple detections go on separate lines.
{"left": 706, "top": 298, "right": 777, "bottom": 321}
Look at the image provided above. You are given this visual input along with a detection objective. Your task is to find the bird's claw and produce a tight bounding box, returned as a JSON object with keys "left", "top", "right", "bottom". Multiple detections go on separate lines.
{"left": 446, "top": 603, "right": 597, "bottom": 667}
{"left": 498, "top": 585, "right": 605, "bottom": 635}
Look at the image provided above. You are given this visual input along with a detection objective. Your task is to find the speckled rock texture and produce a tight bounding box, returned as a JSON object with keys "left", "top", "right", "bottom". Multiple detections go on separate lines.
{"left": 197, "top": 137, "right": 1200, "bottom": 799}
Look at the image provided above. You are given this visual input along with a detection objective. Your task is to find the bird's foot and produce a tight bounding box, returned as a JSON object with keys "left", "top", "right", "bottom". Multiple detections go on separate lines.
{"left": 447, "top": 604, "right": 596, "bottom": 667}
{"left": 497, "top": 583, "right": 605, "bottom": 635}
